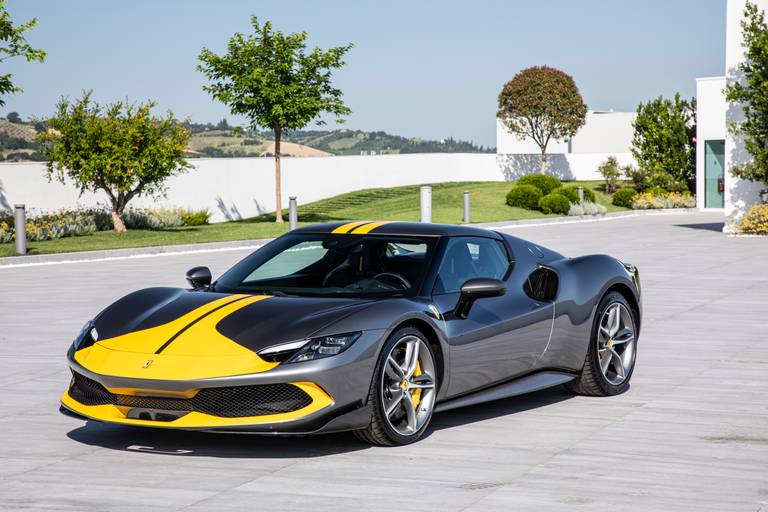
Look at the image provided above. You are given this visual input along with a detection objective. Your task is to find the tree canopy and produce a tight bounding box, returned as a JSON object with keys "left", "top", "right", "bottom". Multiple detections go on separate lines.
{"left": 0, "top": 1, "right": 46, "bottom": 106}
{"left": 198, "top": 16, "right": 352, "bottom": 222}
{"left": 630, "top": 94, "right": 696, "bottom": 192}
{"left": 725, "top": 1, "right": 768, "bottom": 188}
{"left": 497, "top": 66, "right": 587, "bottom": 173}
{"left": 39, "top": 92, "right": 191, "bottom": 232}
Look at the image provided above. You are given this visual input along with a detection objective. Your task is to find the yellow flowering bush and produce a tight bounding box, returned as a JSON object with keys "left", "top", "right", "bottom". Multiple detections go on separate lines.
{"left": 739, "top": 203, "right": 768, "bottom": 234}
{"left": 631, "top": 191, "right": 696, "bottom": 209}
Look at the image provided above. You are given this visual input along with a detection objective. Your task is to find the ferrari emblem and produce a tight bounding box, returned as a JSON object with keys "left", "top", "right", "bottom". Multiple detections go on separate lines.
{"left": 142, "top": 359, "right": 153, "bottom": 368}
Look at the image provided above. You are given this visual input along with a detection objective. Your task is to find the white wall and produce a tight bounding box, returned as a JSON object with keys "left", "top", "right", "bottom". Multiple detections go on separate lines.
{"left": 724, "top": 0, "right": 768, "bottom": 231}
{"left": 0, "top": 154, "right": 503, "bottom": 222}
{"left": 496, "top": 152, "right": 635, "bottom": 182}
{"left": 695, "top": 76, "right": 727, "bottom": 210}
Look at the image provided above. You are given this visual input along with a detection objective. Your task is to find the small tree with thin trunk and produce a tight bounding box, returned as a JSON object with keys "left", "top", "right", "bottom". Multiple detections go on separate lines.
{"left": 198, "top": 17, "right": 352, "bottom": 223}
{"left": 497, "top": 66, "right": 587, "bottom": 174}
{"left": 724, "top": 1, "right": 768, "bottom": 191}
{"left": 39, "top": 92, "right": 191, "bottom": 232}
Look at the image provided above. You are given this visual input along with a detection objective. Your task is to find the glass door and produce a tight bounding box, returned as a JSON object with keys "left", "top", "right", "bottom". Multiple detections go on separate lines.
{"left": 704, "top": 140, "right": 725, "bottom": 208}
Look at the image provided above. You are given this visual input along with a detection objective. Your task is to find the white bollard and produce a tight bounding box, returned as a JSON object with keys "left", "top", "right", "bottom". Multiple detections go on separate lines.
{"left": 420, "top": 186, "right": 432, "bottom": 223}
{"left": 577, "top": 186, "right": 584, "bottom": 204}
{"left": 288, "top": 196, "right": 298, "bottom": 230}
{"left": 14, "top": 204, "right": 26, "bottom": 255}
{"left": 463, "top": 190, "right": 471, "bottom": 223}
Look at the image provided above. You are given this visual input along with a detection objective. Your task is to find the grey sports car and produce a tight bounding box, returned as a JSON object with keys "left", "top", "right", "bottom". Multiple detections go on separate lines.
{"left": 61, "top": 220, "right": 641, "bottom": 446}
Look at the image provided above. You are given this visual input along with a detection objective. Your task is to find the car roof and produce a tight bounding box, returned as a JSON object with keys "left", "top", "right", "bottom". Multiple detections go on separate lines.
{"left": 291, "top": 221, "right": 503, "bottom": 239}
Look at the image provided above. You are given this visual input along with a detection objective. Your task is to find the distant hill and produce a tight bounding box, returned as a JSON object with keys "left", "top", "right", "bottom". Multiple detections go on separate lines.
{"left": 0, "top": 116, "right": 494, "bottom": 162}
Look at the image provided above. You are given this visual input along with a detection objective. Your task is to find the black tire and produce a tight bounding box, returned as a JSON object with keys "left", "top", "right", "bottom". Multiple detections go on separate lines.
{"left": 566, "top": 291, "right": 637, "bottom": 396}
{"left": 354, "top": 327, "right": 437, "bottom": 446}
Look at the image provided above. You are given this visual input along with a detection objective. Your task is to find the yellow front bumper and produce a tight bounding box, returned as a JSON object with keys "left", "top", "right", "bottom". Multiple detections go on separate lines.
{"left": 61, "top": 381, "right": 334, "bottom": 430}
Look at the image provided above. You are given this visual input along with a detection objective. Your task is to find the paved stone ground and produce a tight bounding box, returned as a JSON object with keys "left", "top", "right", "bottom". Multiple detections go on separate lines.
{"left": 0, "top": 211, "right": 766, "bottom": 511}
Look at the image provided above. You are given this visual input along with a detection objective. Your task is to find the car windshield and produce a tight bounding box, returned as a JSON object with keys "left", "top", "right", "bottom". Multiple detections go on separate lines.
{"left": 214, "top": 233, "right": 436, "bottom": 297}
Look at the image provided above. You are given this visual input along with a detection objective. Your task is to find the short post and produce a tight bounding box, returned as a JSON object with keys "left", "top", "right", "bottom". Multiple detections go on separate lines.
{"left": 14, "top": 204, "right": 26, "bottom": 255}
{"left": 420, "top": 186, "right": 432, "bottom": 223}
{"left": 288, "top": 196, "right": 298, "bottom": 230}
{"left": 760, "top": 189, "right": 768, "bottom": 204}
{"left": 577, "top": 186, "right": 584, "bottom": 204}
{"left": 463, "top": 190, "right": 471, "bottom": 223}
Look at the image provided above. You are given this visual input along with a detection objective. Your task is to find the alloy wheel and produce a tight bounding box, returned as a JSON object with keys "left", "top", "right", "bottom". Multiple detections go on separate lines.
{"left": 597, "top": 303, "right": 636, "bottom": 386}
{"left": 380, "top": 335, "right": 436, "bottom": 436}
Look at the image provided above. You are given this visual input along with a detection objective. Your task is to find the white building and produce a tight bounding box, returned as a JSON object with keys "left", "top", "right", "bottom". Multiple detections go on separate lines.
{"left": 696, "top": 0, "right": 767, "bottom": 231}
{"left": 496, "top": 110, "right": 637, "bottom": 181}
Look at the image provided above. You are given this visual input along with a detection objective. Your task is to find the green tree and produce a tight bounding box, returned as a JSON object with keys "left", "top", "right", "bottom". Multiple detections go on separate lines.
{"left": 597, "top": 156, "right": 622, "bottom": 193}
{"left": 630, "top": 94, "right": 696, "bottom": 192}
{"left": 724, "top": 1, "right": 768, "bottom": 190}
{"left": 198, "top": 17, "right": 352, "bottom": 223}
{"left": 39, "top": 92, "right": 191, "bottom": 232}
{"left": 497, "top": 66, "right": 587, "bottom": 174}
{"left": 0, "top": 1, "right": 46, "bottom": 106}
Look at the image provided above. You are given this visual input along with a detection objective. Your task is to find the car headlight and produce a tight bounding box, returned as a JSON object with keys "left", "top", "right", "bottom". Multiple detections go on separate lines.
{"left": 259, "top": 332, "right": 362, "bottom": 364}
{"left": 73, "top": 320, "right": 98, "bottom": 351}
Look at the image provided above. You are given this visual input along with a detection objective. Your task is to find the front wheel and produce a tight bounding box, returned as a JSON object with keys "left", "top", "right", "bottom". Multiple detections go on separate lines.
{"left": 354, "top": 328, "right": 438, "bottom": 446}
{"left": 567, "top": 291, "right": 638, "bottom": 396}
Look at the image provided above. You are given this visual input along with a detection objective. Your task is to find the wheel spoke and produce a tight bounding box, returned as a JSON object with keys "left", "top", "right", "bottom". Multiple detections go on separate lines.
{"left": 403, "top": 392, "right": 417, "bottom": 432}
{"left": 405, "top": 339, "right": 420, "bottom": 378}
{"left": 409, "top": 374, "right": 434, "bottom": 389}
{"left": 609, "top": 348, "right": 625, "bottom": 379}
{"left": 611, "top": 306, "right": 621, "bottom": 336}
{"left": 600, "top": 350, "right": 612, "bottom": 374}
{"left": 612, "top": 328, "right": 634, "bottom": 345}
{"left": 386, "top": 356, "right": 404, "bottom": 381}
{"left": 385, "top": 391, "right": 404, "bottom": 418}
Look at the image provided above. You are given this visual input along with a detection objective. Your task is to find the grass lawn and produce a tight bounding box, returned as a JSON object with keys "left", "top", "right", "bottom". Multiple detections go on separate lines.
{"left": 1, "top": 180, "right": 625, "bottom": 257}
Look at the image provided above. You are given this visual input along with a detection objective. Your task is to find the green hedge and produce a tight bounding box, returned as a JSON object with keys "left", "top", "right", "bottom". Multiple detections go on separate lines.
{"left": 538, "top": 193, "right": 571, "bottom": 215}
{"left": 612, "top": 187, "right": 637, "bottom": 208}
{"left": 516, "top": 174, "right": 561, "bottom": 195}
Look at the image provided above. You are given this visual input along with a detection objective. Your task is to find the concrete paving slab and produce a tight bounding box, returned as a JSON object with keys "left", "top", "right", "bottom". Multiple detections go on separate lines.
{"left": 0, "top": 211, "right": 766, "bottom": 511}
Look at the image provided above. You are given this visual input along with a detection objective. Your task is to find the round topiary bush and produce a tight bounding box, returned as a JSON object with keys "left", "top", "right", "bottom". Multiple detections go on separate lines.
{"left": 538, "top": 193, "right": 571, "bottom": 215}
{"left": 612, "top": 187, "right": 638, "bottom": 208}
{"left": 516, "top": 174, "right": 561, "bottom": 195}
{"left": 506, "top": 184, "right": 543, "bottom": 210}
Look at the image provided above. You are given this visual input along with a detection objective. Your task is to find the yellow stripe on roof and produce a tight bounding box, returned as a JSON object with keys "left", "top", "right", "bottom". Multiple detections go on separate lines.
{"left": 331, "top": 221, "right": 371, "bottom": 234}
{"left": 350, "top": 221, "right": 392, "bottom": 234}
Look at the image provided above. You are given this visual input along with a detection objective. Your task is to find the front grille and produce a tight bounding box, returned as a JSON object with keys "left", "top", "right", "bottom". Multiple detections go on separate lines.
{"left": 68, "top": 371, "right": 313, "bottom": 418}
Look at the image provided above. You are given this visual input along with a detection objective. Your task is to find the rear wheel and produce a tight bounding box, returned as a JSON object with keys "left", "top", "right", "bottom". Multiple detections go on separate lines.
{"left": 354, "top": 327, "right": 437, "bottom": 446}
{"left": 567, "top": 291, "right": 637, "bottom": 396}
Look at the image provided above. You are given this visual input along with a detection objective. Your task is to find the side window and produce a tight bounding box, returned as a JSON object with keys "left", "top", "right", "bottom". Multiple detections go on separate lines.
{"left": 433, "top": 237, "right": 509, "bottom": 294}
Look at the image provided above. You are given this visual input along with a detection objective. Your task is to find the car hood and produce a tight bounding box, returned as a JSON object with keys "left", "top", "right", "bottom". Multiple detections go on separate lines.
{"left": 92, "top": 287, "right": 376, "bottom": 356}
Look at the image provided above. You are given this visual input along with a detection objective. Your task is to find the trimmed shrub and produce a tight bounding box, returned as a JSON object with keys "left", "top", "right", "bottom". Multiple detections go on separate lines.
{"left": 506, "top": 184, "right": 543, "bottom": 210}
{"left": 739, "top": 203, "right": 768, "bottom": 234}
{"left": 612, "top": 187, "right": 637, "bottom": 208}
{"left": 538, "top": 193, "right": 571, "bottom": 215}
{"left": 516, "top": 174, "right": 561, "bottom": 195}
{"left": 180, "top": 208, "right": 211, "bottom": 226}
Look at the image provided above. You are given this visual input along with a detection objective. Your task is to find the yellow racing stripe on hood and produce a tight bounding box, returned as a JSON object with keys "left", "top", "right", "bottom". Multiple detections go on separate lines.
{"left": 74, "top": 295, "right": 277, "bottom": 380}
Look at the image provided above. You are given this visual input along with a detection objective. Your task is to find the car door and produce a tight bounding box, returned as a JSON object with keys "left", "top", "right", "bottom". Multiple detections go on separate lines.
{"left": 430, "top": 236, "right": 553, "bottom": 397}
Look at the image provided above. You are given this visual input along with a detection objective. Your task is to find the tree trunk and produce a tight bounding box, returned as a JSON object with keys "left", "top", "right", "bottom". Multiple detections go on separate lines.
{"left": 274, "top": 126, "right": 284, "bottom": 223}
{"left": 111, "top": 209, "right": 127, "bottom": 233}
{"left": 539, "top": 151, "right": 548, "bottom": 175}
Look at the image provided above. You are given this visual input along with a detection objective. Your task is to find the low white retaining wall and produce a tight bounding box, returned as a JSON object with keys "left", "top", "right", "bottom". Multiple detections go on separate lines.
{"left": 0, "top": 154, "right": 502, "bottom": 222}
{"left": 0, "top": 152, "right": 620, "bottom": 223}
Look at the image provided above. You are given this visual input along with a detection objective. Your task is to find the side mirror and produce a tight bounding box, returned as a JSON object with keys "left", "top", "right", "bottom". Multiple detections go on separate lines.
{"left": 455, "top": 278, "right": 506, "bottom": 319}
{"left": 186, "top": 266, "right": 212, "bottom": 290}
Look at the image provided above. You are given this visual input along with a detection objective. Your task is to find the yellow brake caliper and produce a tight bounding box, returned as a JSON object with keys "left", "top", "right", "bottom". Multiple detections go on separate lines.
{"left": 411, "top": 361, "right": 423, "bottom": 409}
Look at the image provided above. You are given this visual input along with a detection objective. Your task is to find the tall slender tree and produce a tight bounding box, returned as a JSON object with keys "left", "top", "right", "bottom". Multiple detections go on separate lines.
{"left": 198, "top": 17, "right": 352, "bottom": 223}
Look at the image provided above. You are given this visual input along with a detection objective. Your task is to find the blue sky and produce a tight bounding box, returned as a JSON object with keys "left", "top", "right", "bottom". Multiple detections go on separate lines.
{"left": 4, "top": 0, "right": 725, "bottom": 147}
